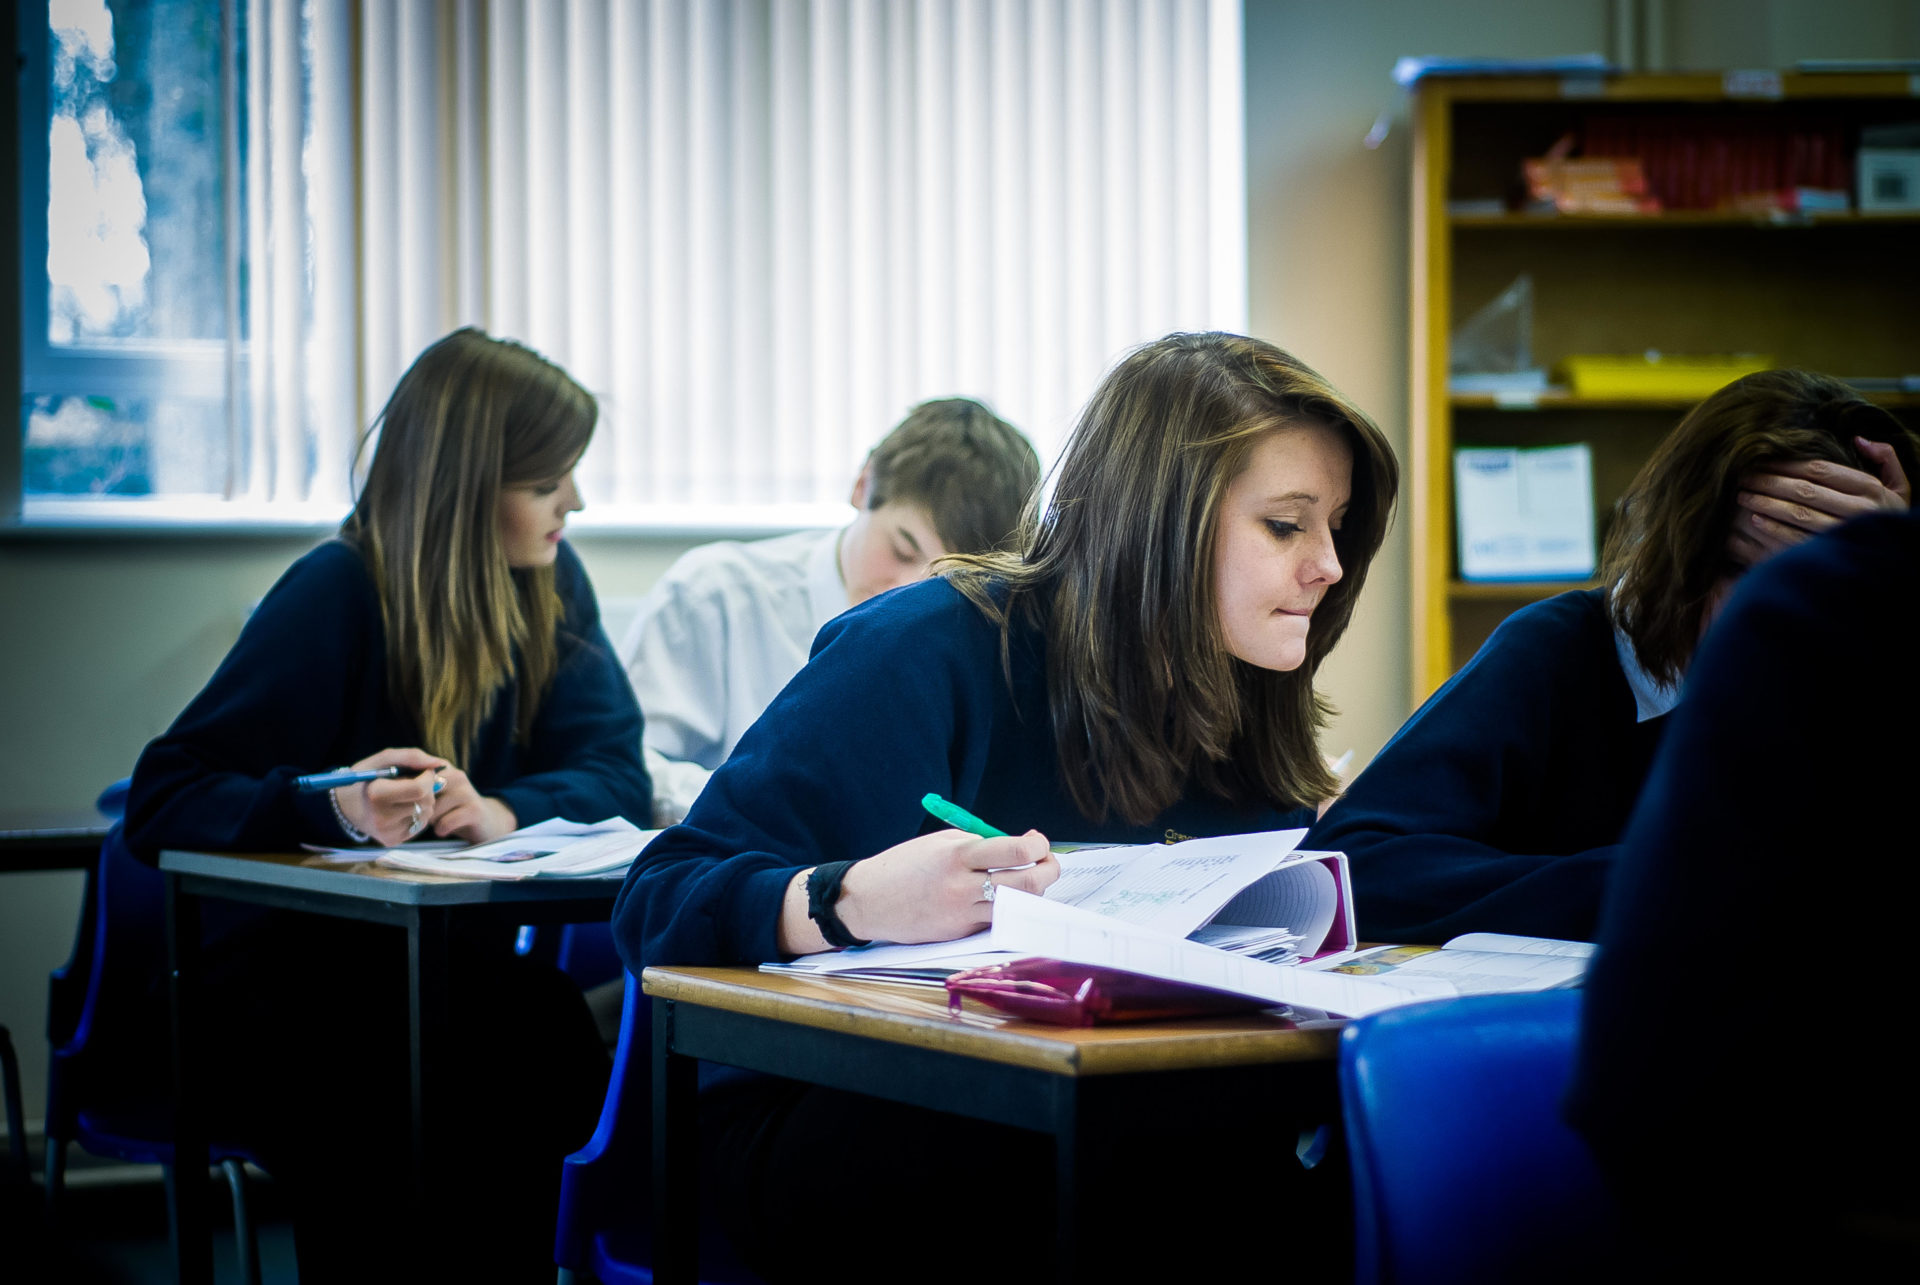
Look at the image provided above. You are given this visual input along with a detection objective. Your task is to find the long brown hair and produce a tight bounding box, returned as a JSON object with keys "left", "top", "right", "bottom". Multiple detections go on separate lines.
{"left": 342, "top": 328, "right": 597, "bottom": 761}
{"left": 1602, "top": 368, "right": 1919, "bottom": 686}
{"left": 945, "top": 332, "right": 1399, "bottom": 826}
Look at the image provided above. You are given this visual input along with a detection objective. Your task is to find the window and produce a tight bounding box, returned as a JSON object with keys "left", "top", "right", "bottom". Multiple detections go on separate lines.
{"left": 14, "top": 0, "right": 1246, "bottom": 530}
{"left": 17, "top": 0, "right": 350, "bottom": 524}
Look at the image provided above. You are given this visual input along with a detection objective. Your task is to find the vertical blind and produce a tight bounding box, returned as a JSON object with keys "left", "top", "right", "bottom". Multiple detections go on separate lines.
{"left": 351, "top": 0, "right": 1247, "bottom": 524}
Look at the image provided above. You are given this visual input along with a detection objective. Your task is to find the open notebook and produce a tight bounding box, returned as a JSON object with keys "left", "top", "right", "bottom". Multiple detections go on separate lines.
{"left": 768, "top": 828, "right": 1593, "bottom": 1018}
{"left": 768, "top": 828, "right": 1354, "bottom": 980}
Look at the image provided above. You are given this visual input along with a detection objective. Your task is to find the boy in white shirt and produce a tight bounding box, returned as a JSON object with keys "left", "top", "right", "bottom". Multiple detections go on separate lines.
{"left": 621, "top": 398, "right": 1039, "bottom": 824}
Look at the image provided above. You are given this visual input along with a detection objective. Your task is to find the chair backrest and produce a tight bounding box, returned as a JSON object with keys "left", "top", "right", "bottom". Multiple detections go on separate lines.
{"left": 46, "top": 778, "right": 133, "bottom": 1097}
{"left": 553, "top": 970, "right": 651, "bottom": 1272}
{"left": 45, "top": 825, "right": 166, "bottom": 1142}
{"left": 95, "top": 776, "right": 131, "bottom": 819}
{"left": 555, "top": 922, "right": 625, "bottom": 990}
{"left": 1339, "top": 990, "right": 1618, "bottom": 1285}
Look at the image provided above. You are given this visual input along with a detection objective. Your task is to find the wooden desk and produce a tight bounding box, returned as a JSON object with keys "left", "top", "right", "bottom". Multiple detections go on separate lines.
{"left": 643, "top": 965, "right": 1345, "bottom": 1285}
{"left": 0, "top": 809, "right": 110, "bottom": 874}
{"left": 158, "top": 849, "right": 625, "bottom": 1284}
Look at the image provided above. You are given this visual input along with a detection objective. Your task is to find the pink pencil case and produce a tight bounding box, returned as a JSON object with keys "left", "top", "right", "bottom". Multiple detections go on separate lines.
{"left": 944, "top": 957, "right": 1268, "bottom": 1026}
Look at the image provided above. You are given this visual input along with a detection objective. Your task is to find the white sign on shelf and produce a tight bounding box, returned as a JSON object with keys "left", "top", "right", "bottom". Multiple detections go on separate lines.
{"left": 1455, "top": 444, "right": 1596, "bottom": 581}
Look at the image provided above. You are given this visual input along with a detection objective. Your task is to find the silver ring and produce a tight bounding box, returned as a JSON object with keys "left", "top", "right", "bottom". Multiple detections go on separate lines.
{"left": 408, "top": 802, "right": 425, "bottom": 836}
{"left": 981, "top": 876, "right": 996, "bottom": 903}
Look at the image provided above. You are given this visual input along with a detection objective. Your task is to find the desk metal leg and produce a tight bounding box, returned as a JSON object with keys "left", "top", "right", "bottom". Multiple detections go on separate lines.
{"left": 166, "top": 874, "right": 214, "bottom": 1285}
{"left": 652, "top": 997, "right": 698, "bottom": 1285}
{"left": 407, "top": 907, "right": 451, "bottom": 1249}
{"left": 1052, "top": 1080, "right": 1085, "bottom": 1285}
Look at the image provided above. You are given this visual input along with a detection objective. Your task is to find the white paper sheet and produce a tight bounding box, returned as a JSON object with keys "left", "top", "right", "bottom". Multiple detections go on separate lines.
{"left": 1054, "top": 830, "right": 1309, "bottom": 938}
{"left": 1444, "top": 932, "right": 1596, "bottom": 958}
{"left": 1455, "top": 443, "right": 1596, "bottom": 579}
{"left": 987, "top": 888, "right": 1429, "bottom": 1018}
{"left": 371, "top": 817, "right": 656, "bottom": 880}
{"left": 1210, "top": 857, "right": 1339, "bottom": 955}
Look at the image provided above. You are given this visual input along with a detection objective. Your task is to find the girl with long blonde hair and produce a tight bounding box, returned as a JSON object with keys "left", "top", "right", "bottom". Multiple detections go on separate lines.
{"left": 125, "top": 328, "right": 648, "bottom": 1278}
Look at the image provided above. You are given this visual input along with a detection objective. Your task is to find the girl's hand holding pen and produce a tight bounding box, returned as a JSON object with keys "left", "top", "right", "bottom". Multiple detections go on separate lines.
{"left": 834, "top": 828, "right": 1057, "bottom": 948}
{"left": 331, "top": 747, "right": 447, "bottom": 847}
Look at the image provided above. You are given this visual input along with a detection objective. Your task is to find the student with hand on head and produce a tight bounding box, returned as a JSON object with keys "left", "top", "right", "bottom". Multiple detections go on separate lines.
{"left": 123, "top": 328, "right": 649, "bottom": 1280}
{"left": 612, "top": 332, "right": 1398, "bottom": 1283}
{"left": 621, "top": 397, "right": 1040, "bottom": 825}
{"left": 1310, "top": 369, "right": 1917, "bottom": 945}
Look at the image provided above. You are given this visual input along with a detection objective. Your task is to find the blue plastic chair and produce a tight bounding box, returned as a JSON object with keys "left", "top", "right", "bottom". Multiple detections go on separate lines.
{"left": 1339, "top": 990, "right": 1618, "bottom": 1285}
{"left": 554, "top": 972, "right": 759, "bottom": 1285}
{"left": 44, "top": 823, "right": 264, "bottom": 1284}
{"left": 517, "top": 921, "right": 627, "bottom": 991}
{"left": 94, "top": 777, "right": 131, "bottom": 820}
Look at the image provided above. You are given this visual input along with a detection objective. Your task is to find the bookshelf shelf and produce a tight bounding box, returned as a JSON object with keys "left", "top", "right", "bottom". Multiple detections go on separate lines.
{"left": 1450, "top": 211, "right": 1920, "bottom": 229}
{"left": 1449, "top": 391, "right": 1920, "bottom": 411}
{"left": 1409, "top": 73, "right": 1920, "bottom": 701}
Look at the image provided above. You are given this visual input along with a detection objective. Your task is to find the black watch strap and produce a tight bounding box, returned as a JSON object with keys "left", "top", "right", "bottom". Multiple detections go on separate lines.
{"left": 805, "top": 860, "right": 871, "bottom": 949}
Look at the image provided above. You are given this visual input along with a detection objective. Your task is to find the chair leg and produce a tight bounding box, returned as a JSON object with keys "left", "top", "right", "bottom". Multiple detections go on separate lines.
{"left": 0, "top": 1028, "right": 29, "bottom": 1187}
{"left": 162, "top": 1162, "right": 179, "bottom": 1265}
{"left": 221, "top": 1157, "right": 262, "bottom": 1285}
{"left": 43, "top": 1137, "right": 67, "bottom": 1217}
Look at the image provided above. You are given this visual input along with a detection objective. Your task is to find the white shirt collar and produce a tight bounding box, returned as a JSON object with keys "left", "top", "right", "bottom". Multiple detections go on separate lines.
{"left": 806, "top": 526, "right": 851, "bottom": 635}
{"left": 1612, "top": 624, "right": 1681, "bottom": 723}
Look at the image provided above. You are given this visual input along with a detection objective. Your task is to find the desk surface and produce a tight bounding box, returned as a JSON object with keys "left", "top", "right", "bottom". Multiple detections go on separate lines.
{"left": 158, "top": 848, "right": 627, "bottom": 906}
{"left": 643, "top": 964, "right": 1344, "bottom": 1077}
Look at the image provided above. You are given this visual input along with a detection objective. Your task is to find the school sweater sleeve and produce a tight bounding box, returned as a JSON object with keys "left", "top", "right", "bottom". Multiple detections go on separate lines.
{"left": 611, "top": 580, "right": 1002, "bottom": 969}
{"left": 123, "top": 541, "right": 389, "bottom": 857}
{"left": 1307, "top": 591, "right": 1643, "bottom": 944}
{"left": 489, "top": 542, "right": 653, "bottom": 828}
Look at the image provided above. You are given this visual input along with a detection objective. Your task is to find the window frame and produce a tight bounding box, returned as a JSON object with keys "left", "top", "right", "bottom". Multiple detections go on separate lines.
{"left": 10, "top": 0, "right": 251, "bottom": 529}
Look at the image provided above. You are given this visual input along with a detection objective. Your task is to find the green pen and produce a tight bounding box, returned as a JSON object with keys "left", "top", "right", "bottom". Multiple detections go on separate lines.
{"left": 920, "top": 793, "right": 1008, "bottom": 839}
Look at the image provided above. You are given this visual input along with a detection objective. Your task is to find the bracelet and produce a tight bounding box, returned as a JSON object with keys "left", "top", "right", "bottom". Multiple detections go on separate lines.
{"left": 805, "top": 860, "right": 870, "bottom": 949}
{"left": 327, "top": 777, "right": 372, "bottom": 843}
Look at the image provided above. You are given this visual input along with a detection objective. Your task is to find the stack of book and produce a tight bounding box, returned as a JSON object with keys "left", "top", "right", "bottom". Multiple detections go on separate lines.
{"left": 1580, "top": 113, "right": 1851, "bottom": 214}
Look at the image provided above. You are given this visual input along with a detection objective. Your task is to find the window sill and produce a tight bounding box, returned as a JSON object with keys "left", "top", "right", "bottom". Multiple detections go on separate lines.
{"left": 1, "top": 499, "right": 852, "bottom": 541}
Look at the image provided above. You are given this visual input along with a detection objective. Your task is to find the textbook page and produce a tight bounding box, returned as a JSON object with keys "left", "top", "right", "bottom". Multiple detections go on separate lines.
{"left": 1444, "top": 932, "right": 1596, "bottom": 958}
{"left": 1302, "top": 938, "right": 1590, "bottom": 995}
{"left": 987, "top": 887, "right": 1432, "bottom": 1018}
{"left": 771, "top": 830, "right": 1314, "bottom": 976}
{"left": 1044, "top": 830, "right": 1310, "bottom": 938}
{"left": 1210, "top": 856, "right": 1340, "bottom": 956}
{"left": 372, "top": 817, "right": 658, "bottom": 880}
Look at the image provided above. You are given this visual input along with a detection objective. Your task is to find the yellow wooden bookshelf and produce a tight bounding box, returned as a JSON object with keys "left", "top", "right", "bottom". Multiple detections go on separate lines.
{"left": 1408, "top": 71, "right": 1920, "bottom": 701}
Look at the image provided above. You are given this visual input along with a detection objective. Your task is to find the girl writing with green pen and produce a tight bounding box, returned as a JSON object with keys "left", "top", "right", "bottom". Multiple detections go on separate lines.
{"left": 613, "top": 331, "right": 1398, "bottom": 1283}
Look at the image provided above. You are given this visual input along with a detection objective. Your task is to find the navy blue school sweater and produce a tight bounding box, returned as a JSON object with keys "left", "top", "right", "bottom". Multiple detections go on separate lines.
{"left": 1567, "top": 510, "right": 1920, "bottom": 1262}
{"left": 612, "top": 577, "right": 1316, "bottom": 969}
{"left": 125, "top": 538, "right": 650, "bottom": 858}
{"left": 1308, "top": 588, "right": 1666, "bottom": 944}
